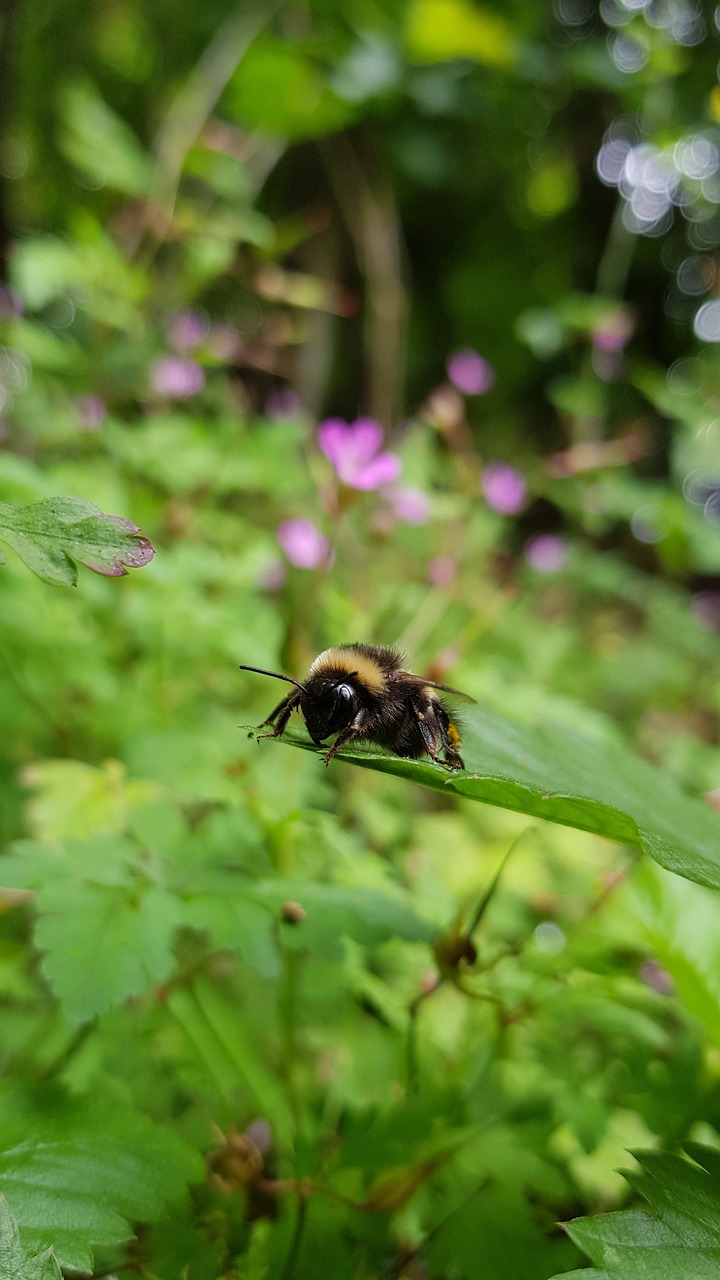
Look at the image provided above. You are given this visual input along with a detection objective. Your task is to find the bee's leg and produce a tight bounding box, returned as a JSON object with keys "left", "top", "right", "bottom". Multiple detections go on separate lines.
{"left": 411, "top": 695, "right": 442, "bottom": 761}
{"left": 255, "top": 690, "right": 301, "bottom": 740}
{"left": 322, "top": 710, "right": 367, "bottom": 766}
{"left": 413, "top": 695, "right": 464, "bottom": 770}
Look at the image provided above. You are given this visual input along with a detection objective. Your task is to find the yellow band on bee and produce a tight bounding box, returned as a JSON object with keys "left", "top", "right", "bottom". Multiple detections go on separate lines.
{"left": 308, "top": 646, "right": 387, "bottom": 693}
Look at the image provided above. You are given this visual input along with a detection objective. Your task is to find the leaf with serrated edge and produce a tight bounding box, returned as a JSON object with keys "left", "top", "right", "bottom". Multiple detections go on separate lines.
{"left": 0, "top": 1084, "right": 202, "bottom": 1272}
{"left": 553, "top": 1146, "right": 720, "bottom": 1280}
{"left": 0, "top": 496, "right": 154, "bottom": 585}
{"left": 0, "top": 1196, "right": 63, "bottom": 1280}
{"left": 35, "top": 880, "right": 181, "bottom": 1021}
{"left": 266, "top": 701, "right": 720, "bottom": 891}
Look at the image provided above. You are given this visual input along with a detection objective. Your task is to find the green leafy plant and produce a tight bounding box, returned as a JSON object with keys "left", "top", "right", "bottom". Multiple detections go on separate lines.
{"left": 0, "top": 0, "right": 719, "bottom": 1274}
{"left": 0, "top": 1197, "right": 62, "bottom": 1280}
{"left": 553, "top": 1145, "right": 720, "bottom": 1280}
{"left": 273, "top": 702, "right": 720, "bottom": 889}
{"left": 0, "top": 1083, "right": 202, "bottom": 1271}
{"left": 0, "top": 498, "right": 154, "bottom": 585}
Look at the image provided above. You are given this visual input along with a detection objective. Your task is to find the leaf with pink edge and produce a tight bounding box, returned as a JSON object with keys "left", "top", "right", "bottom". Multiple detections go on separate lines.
{"left": 0, "top": 496, "right": 154, "bottom": 586}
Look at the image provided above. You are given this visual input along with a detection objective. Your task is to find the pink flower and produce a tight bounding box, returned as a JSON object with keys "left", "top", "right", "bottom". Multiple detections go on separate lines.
{"left": 691, "top": 591, "right": 720, "bottom": 631}
{"left": 265, "top": 388, "right": 303, "bottom": 419}
{"left": 639, "top": 958, "right": 673, "bottom": 996}
{"left": 481, "top": 463, "right": 527, "bottom": 515}
{"left": 387, "top": 487, "right": 431, "bottom": 524}
{"left": 167, "top": 309, "right": 209, "bottom": 352}
{"left": 277, "top": 518, "right": 330, "bottom": 569}
{"left": 592, "top": 310, "right": 634, "bottom": 353}
{"left": 76, "top": 394, "right": 107, "bottom": 431}
{"left": 446, "top": 349, "right": 495, "bottom": 395}
{"left": 427, "top": 555, "right": 456, "bottom": 587}
{"left": 318, "top": 417, "right": 402, "bottom": 490}
{"left": 150, "top": 356, "right": 205, "bottom": 399}
{"left": 524, "top": 534, "right": 568, "bottom": 573}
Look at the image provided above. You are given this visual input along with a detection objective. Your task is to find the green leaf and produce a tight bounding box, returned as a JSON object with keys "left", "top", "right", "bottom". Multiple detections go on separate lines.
{"left": 270, "top": 704, "right": 720, "bottom": 891}
{"left": 623, "top": 861, "right": 720, "bottom": 1044}
{"left": 406, "top": 0, "right": 516, "bottom": 67}
{"left": 226, "top": 39, "right": 354, "bottom": 139}
{"left": 0, "top": 1083, "right": 202, "bottom": 1272}
{"left": 0, "top": 1197, "right": 62, "bottom": 1280}
{"left": 2, "top": 833, "right": 183, "bottom": 1020}
{"left": 249, "top": 879, "right": 437, "bottom": 957}
{"left": 35, "top": 879, "right": 182, "bottom": 1021}
{"left": 168, "top": 978, "right": 295, "bottom": 1141}
{"left": 183, "top": 893, "right": 280, "bottom": 976}
{"left": 58, "top": 80, "right": 153, "bottom": 196}
{"left": 553, "top": 1146, "right": 720, "bottom": 1279}
{"left": 0, "top": 497, "right": 154, "bottom": 586}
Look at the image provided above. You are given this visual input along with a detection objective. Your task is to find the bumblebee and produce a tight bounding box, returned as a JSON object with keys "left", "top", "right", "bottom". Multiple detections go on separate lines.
{"left": 240, "top": 643, "right": 469, "bottom": 769}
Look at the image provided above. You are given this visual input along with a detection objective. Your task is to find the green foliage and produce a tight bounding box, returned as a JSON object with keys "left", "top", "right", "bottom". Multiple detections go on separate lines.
{"left": 554, "top": 1146, "right": 720, "bottom": 1280}
{"left": 279, "top": 702, "right": 720, "bottom": 889}
{"left": 1, "top": 0, "right": 720, "bottom": 1275}
{"left": 0, "top": 1083, "right": 202, "bottom": 1271}
{"left": 0, "top": 1198, "right": 62, "bottom": 1280}
{"left": 0, "top": 498, "right": 154, "bottom": 585}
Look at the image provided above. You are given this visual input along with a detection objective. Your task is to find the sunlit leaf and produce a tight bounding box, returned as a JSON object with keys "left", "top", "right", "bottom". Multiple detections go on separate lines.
{"left": 0, "top": 497, "right": 154, "bottom": 586}
{"left": 35, "top": 879, "right": 181, "bottom": 1021}
{"left": 406, "top": 0, "right": 516, "bottom": 67}
{"left": 269, "top": 703, "right": 720, "bottom": 890}
{"left": 58, "top": 81, "right": 152, "bottom": 196}
{"left": 226, "top": 40, "right": 354, "bottom": 138}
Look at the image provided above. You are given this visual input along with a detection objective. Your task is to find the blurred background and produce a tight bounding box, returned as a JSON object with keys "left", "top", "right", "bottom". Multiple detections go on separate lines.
{"left": 2, "top": 0, "right": 720, "bottom": 1276}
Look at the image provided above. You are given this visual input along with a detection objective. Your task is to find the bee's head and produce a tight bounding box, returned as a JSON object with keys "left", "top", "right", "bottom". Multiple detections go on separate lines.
{"left": 302, "top": 674, "right": 360, "bottom": 743}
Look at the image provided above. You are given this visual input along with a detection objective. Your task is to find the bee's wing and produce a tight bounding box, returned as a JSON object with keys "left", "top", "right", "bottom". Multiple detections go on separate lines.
{"left": 399, "top": 673, "right": 476, "bottom": 703}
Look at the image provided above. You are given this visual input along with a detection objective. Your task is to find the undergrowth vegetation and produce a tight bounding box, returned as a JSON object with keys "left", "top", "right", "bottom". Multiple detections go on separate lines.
{"left": 1, "top": 0, "right": 720, "bottom": 1276}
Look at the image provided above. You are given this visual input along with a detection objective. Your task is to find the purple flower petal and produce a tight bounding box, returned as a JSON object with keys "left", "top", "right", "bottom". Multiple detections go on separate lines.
{"left": 447, "top": 349, "right": 495, "bottom": 395}
{"left": 389, "top": 486, "right": 430, "bottom": 523}
{"left": 352, "top": 452, "right": 403, "bottom": 490}
{"left": 167, "top": 309, "right": 210, "bottom": 352}
{"left": 691, "top": 590, "right": 720, "bottom": 631}
{"left": 317, "top": 418, "right": 351, "bottom": 468}
{"left": 76, "top": 394, "right": 107, "bottom": 431}
{"left": 524, "top": 534, "right": 568, "bottom": 573}
{"left": 150, "top": 356, "right": 205, "bottom": 399}
{"left": 317, "top": 417, "right": 398, "bottom": 489}
{"left": 481, "top": 463, "right": 527, "bottom": 516}
{"left": 277, "top": 518, "right": 330, "bottom": 570}
{"left": 592, "top": 311, "right": 634, "bottom": 353}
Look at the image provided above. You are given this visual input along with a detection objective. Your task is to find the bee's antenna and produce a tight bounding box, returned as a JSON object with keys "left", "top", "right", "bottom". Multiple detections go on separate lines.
{"left": 239, "top": 664, "right": 308, "bottom": 693}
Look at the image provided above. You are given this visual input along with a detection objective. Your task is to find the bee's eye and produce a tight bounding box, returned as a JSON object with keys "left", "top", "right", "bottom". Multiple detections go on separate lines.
{"left": 336, "top": 683, "right": 353, "bottom": 702}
